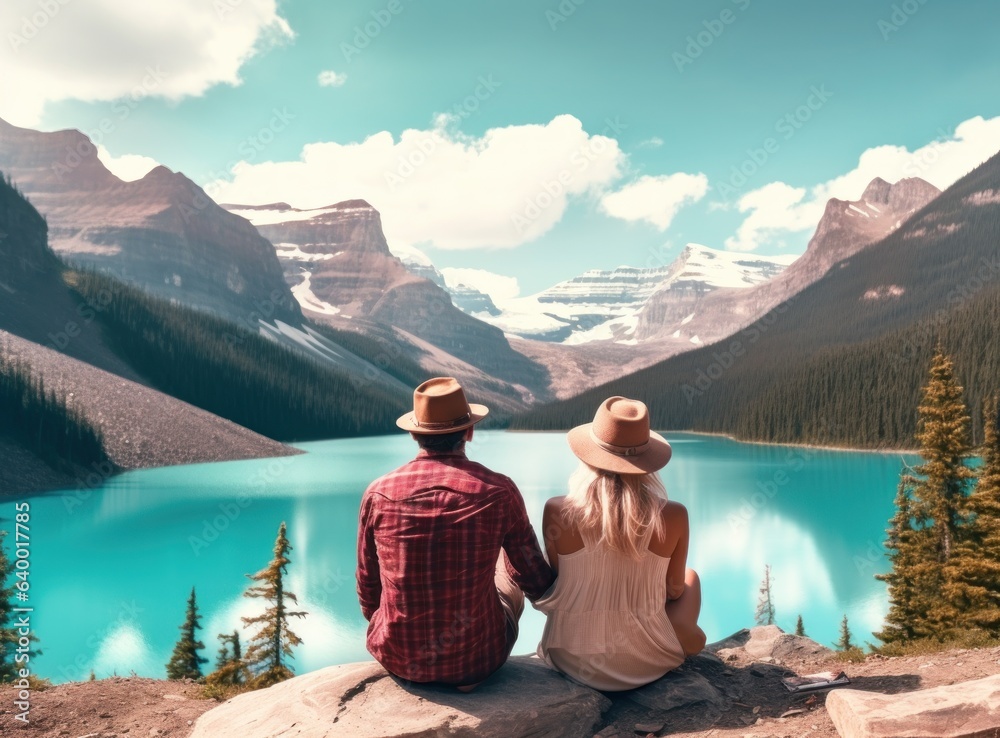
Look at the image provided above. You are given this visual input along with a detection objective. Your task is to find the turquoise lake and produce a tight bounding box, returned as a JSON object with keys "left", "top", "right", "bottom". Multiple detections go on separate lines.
{"left": 2, "top": 431, "right": 917, "bottom": 683}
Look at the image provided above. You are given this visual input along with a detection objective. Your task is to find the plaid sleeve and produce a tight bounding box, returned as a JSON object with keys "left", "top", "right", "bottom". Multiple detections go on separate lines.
{"left": 500, "top": 478, "right": 555, "bottom": 601}
{"left": 356, "top": 488, "right": 382, "bottom": 621}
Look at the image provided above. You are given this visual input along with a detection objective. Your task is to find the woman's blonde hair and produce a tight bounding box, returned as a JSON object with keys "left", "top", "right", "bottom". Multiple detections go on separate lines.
{"left": 562, "top": 461, "right": 667, "bottom": 559}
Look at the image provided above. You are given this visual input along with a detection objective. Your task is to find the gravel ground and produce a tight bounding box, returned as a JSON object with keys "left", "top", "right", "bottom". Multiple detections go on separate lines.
{"left": 1, "top": 329, "right": 300, "bottom": 495}
{"left": 1, "top": 644, "right": 997, "bottom": 737}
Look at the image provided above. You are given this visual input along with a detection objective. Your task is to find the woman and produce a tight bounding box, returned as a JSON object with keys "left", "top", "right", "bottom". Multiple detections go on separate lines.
{"left": 534, "top": 396, "right": 706, "bottom": 691}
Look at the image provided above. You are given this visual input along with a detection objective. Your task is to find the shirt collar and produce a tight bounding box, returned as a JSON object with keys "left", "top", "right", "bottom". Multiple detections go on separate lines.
{"left": 415, "top": 447, "right": 468, "bottom": 461}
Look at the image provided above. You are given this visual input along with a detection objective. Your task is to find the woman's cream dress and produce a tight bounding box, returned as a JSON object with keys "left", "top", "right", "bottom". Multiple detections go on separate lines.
{"left": 534, "top": 520, "right": 686, "bottom": 691}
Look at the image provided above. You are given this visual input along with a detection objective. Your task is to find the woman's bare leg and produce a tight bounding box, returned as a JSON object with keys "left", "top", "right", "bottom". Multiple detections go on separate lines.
{"left": 665, "top": 568, "right": 707, "bottom": 656}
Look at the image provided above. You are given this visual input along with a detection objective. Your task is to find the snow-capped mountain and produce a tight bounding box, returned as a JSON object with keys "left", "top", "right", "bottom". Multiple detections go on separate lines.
{"left": 400, "top": 244, "right": 797, "bottom": 344}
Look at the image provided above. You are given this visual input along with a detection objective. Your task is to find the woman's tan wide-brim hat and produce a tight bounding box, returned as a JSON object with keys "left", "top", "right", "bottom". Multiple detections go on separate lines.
{"left": 396, "top": 377, "right": 489, "bottom": 434}
{"left": 567, "top": 396, "right": 671, "bottom": 474}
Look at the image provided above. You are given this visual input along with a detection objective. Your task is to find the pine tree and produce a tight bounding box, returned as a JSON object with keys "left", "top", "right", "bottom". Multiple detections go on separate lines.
{"left": 912, "top": 348, "right": 976, "bottom": 563}
{"left": 0, "top": 530, "right": 41, "bottom": 682}
{"left": 835, "top": 614, "right": 854, "bottom": 650}
{"left": 754, "top": 565, "right": 776, "bottom": 626}
{"left": 206, "top": 630, "right": 249, "bottom": 687}
{"left": 876, "top": 349, "right": 978, "bottom": 643}
{"left": 875, "top": 477, "right": 936, "bottom": 642}
{"left": 795, "top": 614, "right": 806, "bottom": 637}
{"left": 242, "top": 522, "right": 307, "bottom": 687}
{"left": 0, "top": 530, "right": 20, "bottom": 682}
{"left": 944, "top": 396, "right": 1000, "bottom": 634}
{"left": 166, "top": 587, "right": 207, "bottom": 680}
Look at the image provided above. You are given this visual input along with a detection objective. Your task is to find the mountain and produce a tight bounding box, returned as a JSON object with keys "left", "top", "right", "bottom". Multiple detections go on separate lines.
{"left": 516, "top": 154, "right": 1000, "bottom": 448}
{"left": 632, "top": 176, "right": 942, "bottom": 344}
{"left": 0, "top": 117, "right": 301, "bottom": 326}
{"left": 225, "top": 200, "right": 551, "bottom": 410}
{"left": 396, "top": 243, "right": 795, "bottom": 344}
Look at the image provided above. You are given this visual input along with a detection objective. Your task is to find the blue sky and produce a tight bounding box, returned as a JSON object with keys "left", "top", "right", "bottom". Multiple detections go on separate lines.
{"left": 5, "top": 0, "right": 1000, "bottom": 294}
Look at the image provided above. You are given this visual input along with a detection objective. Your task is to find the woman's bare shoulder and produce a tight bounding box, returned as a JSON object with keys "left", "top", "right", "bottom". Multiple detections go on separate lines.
{"left": 544, "top": 495, "right": 566, "bottom": 514}
{"left": 659, "top": 499, "right": 689, "bottom": 528}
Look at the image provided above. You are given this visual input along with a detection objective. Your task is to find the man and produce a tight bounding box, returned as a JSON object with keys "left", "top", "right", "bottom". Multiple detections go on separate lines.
{"left": 357, "top": 377, "right": 554, "bottom": 690}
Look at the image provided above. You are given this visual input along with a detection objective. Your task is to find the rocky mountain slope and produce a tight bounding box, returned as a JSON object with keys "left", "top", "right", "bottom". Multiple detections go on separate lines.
{"left": 226, "top": 200, "right": 551, "bottom": 410}
{"left": 633, "top": 176, "right": 941, "bottom": 344}
{"left": 0, "top": 117, "right": 301, "bottom": 327}
{"left": 517, "top": 156, "right": 1000, "bottom": 448}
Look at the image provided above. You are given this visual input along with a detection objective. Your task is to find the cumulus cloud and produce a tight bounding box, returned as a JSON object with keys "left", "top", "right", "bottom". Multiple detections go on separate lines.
{"left": 441, "top": 268, "right": 521, "bottom": 301}
{"left": 601, "top": 172, "right": 709, "bottom": 230}
{"left": 726, "top": 115, "right": 1000, "bottom": 251}
{"left": 97, "top": 145, "right": 159, "bottom": 181}
{"left": 0, "top": 0, "right": 293, "bottom": 126}
{"left": 317, "top": 70, "right": 347, "bottom": 87}
{"left": 209, "top": 114, "right": 628, "bottom": 250}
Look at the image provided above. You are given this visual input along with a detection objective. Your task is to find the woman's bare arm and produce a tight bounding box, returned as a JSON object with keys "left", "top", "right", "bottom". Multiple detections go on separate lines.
{"left": 542, "top": 497, "right": 564, "bottom": 575}
{"left": 664, "top": 502, "right": 689, "bottom": 600}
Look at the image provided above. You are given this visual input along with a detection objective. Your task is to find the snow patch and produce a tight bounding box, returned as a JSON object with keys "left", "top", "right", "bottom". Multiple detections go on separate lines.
{"left": 275, "top": 243, "right": 341, "bottom": 262}
{"left": 681, "top": 313, "right": 695, "bottom": 325}
{"left": 689, "top": 335, "right": 702, "bottom": 345}
{"left": 862, "top": 285, "right": 905, "bottom": 301}
{"left": 848, "top": 204, "right": 870, "bottom": 218}
{"left": 292, "top": 270, "right": 340, "bottom": 315}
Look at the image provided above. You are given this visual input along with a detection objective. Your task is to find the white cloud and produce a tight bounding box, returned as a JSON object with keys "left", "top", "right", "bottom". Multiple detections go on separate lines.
{"left": 601, "top": 172, "right": 709, "bottom": 230}
{"left": 97, "top": 145, "right": 159, "bottom": 181}
{"left": 726, "top": 115, "right": 1000, "bottom": 251}
{"left": 725, "top": 182, "right": 819, "bottom": 252}
{"left": 441, "top": 267, "right": 521, "bottom": 301}
{"left": 209, "top": 114, "right": 627, "bottom": 250}
{"left": 0, "top": 0, "right": 293, "bottom": 126}
{"left": 317, "top": 70, "right": 347, "bottom": 88}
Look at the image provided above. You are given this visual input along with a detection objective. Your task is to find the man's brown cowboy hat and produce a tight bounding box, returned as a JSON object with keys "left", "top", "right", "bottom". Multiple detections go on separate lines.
{"left": 396, "top": 377, "right": 489, "bottom": 434}
{"left": 567, "top": 396, "right": 672, "bottom": 474}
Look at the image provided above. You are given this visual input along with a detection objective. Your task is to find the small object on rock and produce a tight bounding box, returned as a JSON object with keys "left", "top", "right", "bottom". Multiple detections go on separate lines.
{"left": 634, "top": 722, "right": 663, "bottom": 734}
{"left": 780, "top": 708, "right": 806, "bottom": 718}
{"left": 752, "top": 706, "right": 761, "bottom": 714}
{"left": 749, "top": 666, "right": 768, "bottom": 678}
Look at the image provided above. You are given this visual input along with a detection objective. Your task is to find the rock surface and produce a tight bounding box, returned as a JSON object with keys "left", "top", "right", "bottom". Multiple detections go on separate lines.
{"left": 712, "top": 625, "right": 833, "bottom": 663}
{"left": 189, "top": 656, "right": 611, "bottom": 738}
{"left": 626, "top": 659, "right": 725, "bottom": 711}
{"left": 826, "top": 673, "right": 1000, "bottom": 738}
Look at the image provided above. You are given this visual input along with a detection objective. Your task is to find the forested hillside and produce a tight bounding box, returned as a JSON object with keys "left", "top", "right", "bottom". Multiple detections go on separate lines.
{"left": 68, "top": 269, "right": 411, "bottom": 441}
{"left": 516, "top": 151, "right": 1000, "bottom": 448}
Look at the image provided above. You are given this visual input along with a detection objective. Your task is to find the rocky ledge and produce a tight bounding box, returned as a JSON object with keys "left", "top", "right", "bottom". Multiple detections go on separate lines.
{"left": 189, "top": 626, "right": 1000, "bottom": 738}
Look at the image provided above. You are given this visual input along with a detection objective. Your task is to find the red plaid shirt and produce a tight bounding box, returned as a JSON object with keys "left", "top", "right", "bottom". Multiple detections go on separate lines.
{"left": 356, "top": 448, "right": 554, "bottom": 685}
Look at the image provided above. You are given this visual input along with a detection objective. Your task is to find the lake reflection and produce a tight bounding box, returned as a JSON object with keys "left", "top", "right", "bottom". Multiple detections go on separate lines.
{"left": 5, "top": 431, "right": 914, "bottom": 682}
